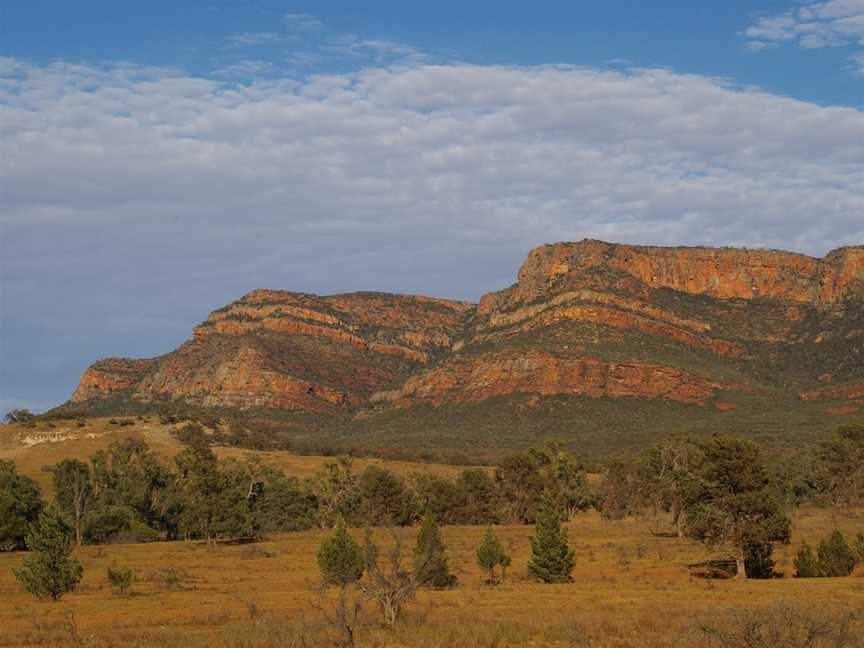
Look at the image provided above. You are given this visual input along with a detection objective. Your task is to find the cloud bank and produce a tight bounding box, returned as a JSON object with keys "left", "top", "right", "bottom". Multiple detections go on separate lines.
{"left": 1, "top": 58, "right": 863, "bottom": 409}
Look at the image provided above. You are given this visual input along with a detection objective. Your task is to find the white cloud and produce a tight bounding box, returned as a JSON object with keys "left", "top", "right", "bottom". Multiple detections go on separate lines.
{"left": 744, "top": 1, "right": 864, "bottom": 73}
{"left": 1, "top": 59, "right": 862, "bottom": 407}
{"left": 2, "top": 61, "right": 861, "bottom": 261}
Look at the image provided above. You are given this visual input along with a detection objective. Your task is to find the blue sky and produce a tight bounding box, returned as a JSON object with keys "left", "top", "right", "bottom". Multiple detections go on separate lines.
{"left": 1, "top": 0, "right": 863, "bottom": 413}
{"left": 5, "top": 1, "right": 864, "bottom": 105}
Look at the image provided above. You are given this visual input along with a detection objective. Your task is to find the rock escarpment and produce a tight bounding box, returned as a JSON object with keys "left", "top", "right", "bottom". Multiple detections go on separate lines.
{"left": 69, "top": 240, "right": 864, "bottom": 422}
{"left": 72, "top": 291, "right": 473, "bottom": 413}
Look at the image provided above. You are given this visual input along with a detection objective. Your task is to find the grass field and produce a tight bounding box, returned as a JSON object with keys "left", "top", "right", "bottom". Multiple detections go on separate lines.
{"left": 2, "top": 419, "right": 863, "bottom": 647}
{"left": 0, "top": 507, "right": 862, "bottom": 647}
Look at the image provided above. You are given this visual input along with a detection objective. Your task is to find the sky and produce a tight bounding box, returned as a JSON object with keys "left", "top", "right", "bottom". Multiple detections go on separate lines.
{"left": 1, "top": 1, "right": 863, "bottom": 413}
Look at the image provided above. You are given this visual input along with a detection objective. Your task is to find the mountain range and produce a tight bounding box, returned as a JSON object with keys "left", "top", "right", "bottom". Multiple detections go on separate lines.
{"left": 63, "top": 240, "right": 864, "bottom": 458}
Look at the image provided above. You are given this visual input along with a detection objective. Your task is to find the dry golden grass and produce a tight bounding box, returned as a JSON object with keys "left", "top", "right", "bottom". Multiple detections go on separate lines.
{"left": 2, "top": 419, "right": 863, "bottom": 646}
{"left": 0, "top": 508, "right": 862, "bottom": 647}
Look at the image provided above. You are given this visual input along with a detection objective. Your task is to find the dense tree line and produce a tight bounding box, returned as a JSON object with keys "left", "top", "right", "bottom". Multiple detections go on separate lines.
{"left": 0, "top": 431, "right": 594, "bottom": 549}
{"left": 3, "top": 417, "right": 864, "bottom": 583}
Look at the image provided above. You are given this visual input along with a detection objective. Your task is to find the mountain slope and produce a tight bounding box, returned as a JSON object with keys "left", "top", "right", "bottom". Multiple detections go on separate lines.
{"left": 63, "top": 240, "right": 864, "bottom": 457}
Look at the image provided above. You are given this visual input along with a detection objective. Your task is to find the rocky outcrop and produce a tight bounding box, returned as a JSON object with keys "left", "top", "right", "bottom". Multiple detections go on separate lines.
{"left": 72, "top": 358, "right": 157, "bottom": 402}
{"left": 800, "top": 382, "right": 864, "bottom": 403}
{"left": 70, "top": 291, "right": 473, "bottom": 411}
{"left": 372, "top": 352, "right": 725, "bottom": 407}
{"left": 68, "top": 240, "right": 864, "bottom": 420}
{"left": 479, "top": 240, "right": 864, "bottom": 314}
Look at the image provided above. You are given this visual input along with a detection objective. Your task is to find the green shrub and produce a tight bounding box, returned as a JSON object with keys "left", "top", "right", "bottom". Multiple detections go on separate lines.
{"left": 107, "top": 564, "right": 133, "bottom": 596}
{"left": 817, "top": 530, "right": 856, "bottom": 577}
{"left": 84, "top": 505, "right": 134, "bottom": 544}
{"left": 14, "top": 507, "right": 83, "bottom": 601}
{"left": 317, "top": 516, "right": 364, "bottom": 586}
{"left": 0, "top": 461, "right": 43, "bottom": 551}
{"left": 527, "top": 490, "right": 575, "bottom": 583}
{"left": 413, "top": 512, "right": 456, "bottom": 588}
{"left": 475, "top": 527, "right": 510, "bottom": 585}
{"left": 794, "top": 542, "right": 821, "bottom": 578}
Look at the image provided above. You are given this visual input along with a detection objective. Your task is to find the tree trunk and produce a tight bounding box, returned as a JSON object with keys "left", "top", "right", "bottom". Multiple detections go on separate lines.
{"left": 74, "top": 501, "right": 83, "bottom": 546}
{"left": 675, "top": 511, "right": 685, "bottom": 539}
{"left": 735, "top": 551, "right": 747, "bottom": 580}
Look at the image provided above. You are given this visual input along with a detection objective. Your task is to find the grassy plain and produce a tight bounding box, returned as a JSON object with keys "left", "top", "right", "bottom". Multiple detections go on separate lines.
{"left": 0, "top": 508, "right": 862, "bottom": 647}
{"left": 1, "top": 419, "right": 863, "bottom": 647}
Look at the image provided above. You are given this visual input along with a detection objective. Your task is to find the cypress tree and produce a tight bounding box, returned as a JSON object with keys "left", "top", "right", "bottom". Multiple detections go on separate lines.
{"left": 794, "top": 542, "right": 821, "bottom": 578}
{"left": 817, "top": 530, "right": 856, "bottom": 577}
{"left": 414, "top": 511, "right": 456, "bottom": 588}
{"left": 527, "top": 490, "right": 575, "bottom": 583}
{"left": 475, "top": 527, "right": 509, "bottom": 584}
{"left": 14, "top": 507, "right": 83, "bottom": 601}
{"left": 317, "top": 515, "right": 364, "bottom": 586}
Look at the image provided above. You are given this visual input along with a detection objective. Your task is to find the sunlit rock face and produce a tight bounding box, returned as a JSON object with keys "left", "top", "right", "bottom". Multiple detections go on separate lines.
{"left": 70, "top": 240, "right": 864, "bottom": 418}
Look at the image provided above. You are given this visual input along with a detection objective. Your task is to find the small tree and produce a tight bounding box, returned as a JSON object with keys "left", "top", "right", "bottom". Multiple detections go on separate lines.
{"left": 794, "top": 542, "right": 821, "bottom": 578}
{"left": 815, "top": 424, "right": 864, "bottom": 511}
{"left": 817, "top": 530, "right": 856, "bottom": 577}
{"left": 14, "top": 507, "right": 83, "bottom": 601}
{"left": 358, "top": 466, "right": 415, "bottom": 527}
{"left": 0, "top": 461, "right": 43, "bottom": 551}
{"left": 413, "top": 512, "right": 456, "bottom": 588}
{"left": 306, "top": 458, "right": 361, "bottom": 529}
{"left": 527, "top": 490, "right": 575, "bottom": 583}
{"left": 316, "top": 516, "right": 365, "bottom": 647}
{"left": 475, "top": 527, "right": 510, "bottom": 585}
{"left": 4, "top": 409, "right": 34, "bottom": 424}
{"left": 107, "top": 564, "right": 134, "bottom": 596}
{"left": 317, "top": 516, "right": 365, "bottom": 587}
{"left": 53, "top": 459, "right": 92, "bottom": 546}
{"left": 360, "top": 527, "right": 423, "bottom": 625}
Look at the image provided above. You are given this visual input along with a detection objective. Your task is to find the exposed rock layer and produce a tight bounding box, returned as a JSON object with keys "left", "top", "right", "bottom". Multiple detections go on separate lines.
{"left": 69, "top": 240, "right": 864, "bottom": 416}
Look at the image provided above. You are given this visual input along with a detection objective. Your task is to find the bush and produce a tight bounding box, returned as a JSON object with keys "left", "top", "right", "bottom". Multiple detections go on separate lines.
{"left": 84, "top": 505, "right": 134, "bottom": 544}
{"left": 4, "top": 409, "right": 34, "bottom": 424}
{"left": 701, "top": 602, "right": 860, "bottom": 648}
{"left": 107, "top": 564, "right": 133, "bottom": 596}
{"left": 796, "top": 530, "right": 858, "bottom": 578}
{"left": 172, "top": 422, "right": 209, "bottom": 446}
{"left": 413, "top": 512, "right": 456, "bottom": 588}
{"left": 149, "top": 567, "right": 184, "bottom": 591}
{"left": 817, "top": 530, "right": 856, "bottom": 577}
{"left": 475, "top": 527, "right": 510, "bottom": 585}
{"left": 794, "top": 542, "right": 821, "bottom": 578}
{"left": 527, "top": 491, "right": 575, "bottom": 583}
{"left": 744, "top": 542, "right": 778, "bottom": 579}
{"left": 14, "top": 507, "right": 83, "bottom": 601}
{"left": 0, "top": 461, "right": 44, "bottom": 551}
{"left": 317, "top": 517, "right": 364, "bottom": 587}
{"left": 357, "top": 466, "right": 415, "bottom": 527}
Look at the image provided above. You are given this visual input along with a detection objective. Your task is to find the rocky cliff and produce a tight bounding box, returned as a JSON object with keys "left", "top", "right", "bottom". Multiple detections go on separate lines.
{"left": 72, "top": 290, "right": 473, "bottom": 413}
{"left": 67, "top": 240, "right": 864, "bottom": 445}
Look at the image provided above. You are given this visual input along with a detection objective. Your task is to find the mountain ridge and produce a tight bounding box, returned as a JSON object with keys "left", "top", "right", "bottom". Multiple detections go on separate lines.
{"left": 64, "top": 239, "right": 864, "bottom": 455}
